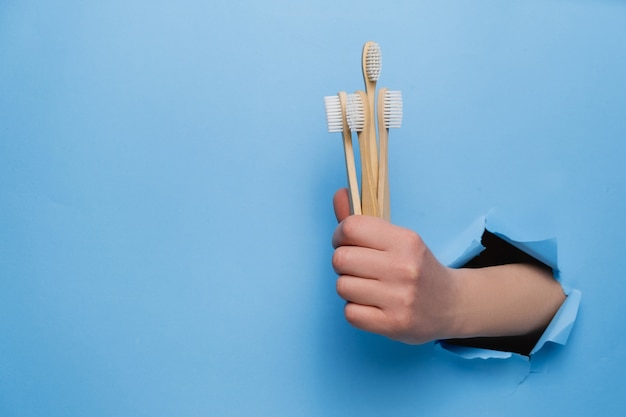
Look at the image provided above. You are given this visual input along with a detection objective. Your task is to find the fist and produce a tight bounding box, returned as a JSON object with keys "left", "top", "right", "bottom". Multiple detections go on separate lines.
{"left": 331, "top": 213, "right": 460, "bottom": 344}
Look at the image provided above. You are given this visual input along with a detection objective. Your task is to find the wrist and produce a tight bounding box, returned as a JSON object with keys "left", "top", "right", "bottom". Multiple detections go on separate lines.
{"left": 433, "top": 267, "right": 474, "bottom": 341}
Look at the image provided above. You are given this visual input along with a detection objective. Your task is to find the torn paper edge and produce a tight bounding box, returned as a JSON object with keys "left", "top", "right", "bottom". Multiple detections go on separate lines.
{"left": 437, "top": 216, "right": 582, "bottom": 360}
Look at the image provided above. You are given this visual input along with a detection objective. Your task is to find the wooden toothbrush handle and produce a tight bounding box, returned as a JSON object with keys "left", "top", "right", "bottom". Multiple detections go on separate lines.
{"left": 355, "top": 91, "right": 379, "bottom": 217}
{"left": 338, "top": 92, "right": 361, "bottom": 216}
{"left": 377, "top": 88, "right": 391, "bottom": 221}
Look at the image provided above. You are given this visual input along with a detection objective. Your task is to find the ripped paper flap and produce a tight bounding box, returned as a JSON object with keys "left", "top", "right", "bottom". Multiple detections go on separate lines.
{"left": 531, "top": 289, "right": 582, "bottom": 355}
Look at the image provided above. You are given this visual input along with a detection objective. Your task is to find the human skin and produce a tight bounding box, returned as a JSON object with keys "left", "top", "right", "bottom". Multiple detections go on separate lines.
{"left": 331, "top": 188, "right": 566, "bottom": 345}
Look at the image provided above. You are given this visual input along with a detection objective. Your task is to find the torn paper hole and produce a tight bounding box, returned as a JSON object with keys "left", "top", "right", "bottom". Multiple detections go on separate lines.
{"left": 437, "top": 216, "right": 582, "bottom": 360}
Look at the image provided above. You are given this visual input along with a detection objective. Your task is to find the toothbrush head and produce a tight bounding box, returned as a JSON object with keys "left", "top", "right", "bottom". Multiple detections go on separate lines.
{"left": 363, "top": 41, "right": 382, "bottom": 82}
{"left": 346, "top": 93, "right": 365, "bottom": 132}
{"left": 383, "top": 90, "right": 403, "bottom": 129}
{"left": 324, "top": 95, "right": 343, "bottom": 133}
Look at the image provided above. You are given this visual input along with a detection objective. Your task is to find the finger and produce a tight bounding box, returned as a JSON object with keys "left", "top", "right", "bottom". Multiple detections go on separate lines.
{"left": 333, "top": 188, "right": 351, "bottom": 223}
{"left": 332, "top": 215, "right": 397, "bottom": 250}
{"left": 332, "top": 246, "right": 390, "bottom": 280}
{"left": 344, "top": 303, "right": 392, "bottom": 337}
{"left": 336, "top": 276, "right": 388, "bottom": 306}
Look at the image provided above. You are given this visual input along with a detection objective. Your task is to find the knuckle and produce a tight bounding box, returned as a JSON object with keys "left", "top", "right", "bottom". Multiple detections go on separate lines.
{"left": 401, "top": 262, "right": 420, "bottom": 282}
{"left": 399, "top": 288, "right": 418, "bottom": 311}
{"left": 404, "top": 230, "right": 425, "bottom": 254}
{"left": 335, "top": 276, "right": 349, "bottom": 297}
{"left": 386, "top": 292, "right": 419, "bottom": 340}
{"left": 340, "top": 215, "right": 361, "bottom": 238}
{"left": 396, "top": 231, "right": 426, "bottom": 282}
{"left": 344, "top": 304, "right": 360, "bottom": 326}
{"left": 332, "top": 247, "right": 349, "bottom": 273}
{"left": 394, "top": 256, "right": 421, "bottom": 283}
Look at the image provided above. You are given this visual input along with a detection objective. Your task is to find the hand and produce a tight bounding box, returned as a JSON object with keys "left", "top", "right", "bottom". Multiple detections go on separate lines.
{"left": 331, "top": 188, "right": 566, "bottom": 346}
{"left": 331, "top": 189, "right": 462, "bottom": 344}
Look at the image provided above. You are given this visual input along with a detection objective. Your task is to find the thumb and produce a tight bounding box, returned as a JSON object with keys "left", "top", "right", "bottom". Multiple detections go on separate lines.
{"left": 333, "top": 188, "right": 351, "bottom": 223}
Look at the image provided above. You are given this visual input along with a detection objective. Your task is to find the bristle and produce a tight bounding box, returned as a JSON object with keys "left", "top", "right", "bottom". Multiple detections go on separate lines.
{"left": 346, "top": 93, "right": 365, "bottom": 132}
{"left": 366, "top": 42, "right": 382, "bottom": 82}
{"left": 384, "top": 90, "right": 402, "bottom": 129}
{"left": 324, "top": 95, "right": 343, "bottom": 133}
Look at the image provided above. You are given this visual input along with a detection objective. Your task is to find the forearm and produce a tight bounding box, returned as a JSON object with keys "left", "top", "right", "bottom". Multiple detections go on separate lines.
{"left": 447, "top": 264, "right": 566, "bottom": 340}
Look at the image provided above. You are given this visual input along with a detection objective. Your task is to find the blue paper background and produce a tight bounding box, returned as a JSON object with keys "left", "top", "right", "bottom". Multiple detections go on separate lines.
{"left": 1, "top": 0, "right": 625, "bottom": 415}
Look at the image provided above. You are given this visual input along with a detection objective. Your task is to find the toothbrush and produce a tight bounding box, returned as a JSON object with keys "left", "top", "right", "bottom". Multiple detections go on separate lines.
{"left": 361, "top": 41, "right": 382, "bottom": 195}
{"left": 347, "top": 91, "right": 379, "bottom": 217}
{"left": 324, "top": 93, "right": 362, "bottom": 215}
{"left": 377, "top": 89, "right": 403, "bottom": 221}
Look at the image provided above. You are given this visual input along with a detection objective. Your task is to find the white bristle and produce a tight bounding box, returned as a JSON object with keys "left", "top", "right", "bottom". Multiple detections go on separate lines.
{"left": 366, "top": 42, "right": 382, "bottom": 82}
{"left": 384, "top": 90, "right": 402, "bottom": 129}
{"left": 324, "top": 95, "right": 343, "bottom": 133}
{"left": 346, "top": 93, "right": 365, "bottom": 132}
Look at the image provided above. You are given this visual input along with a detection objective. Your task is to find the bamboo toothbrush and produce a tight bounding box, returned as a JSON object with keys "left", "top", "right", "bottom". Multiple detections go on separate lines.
{"left": 347, "top": 91, "right": 379, "bottom": 217}
{"left": 361, "top": 41, "right": 382, "bottom": 203}
{"left": 377, "top": 89, "right": 403, "bottom": 221}
{"left": 324, "top": 93, "right": 362, "bottom": 215}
